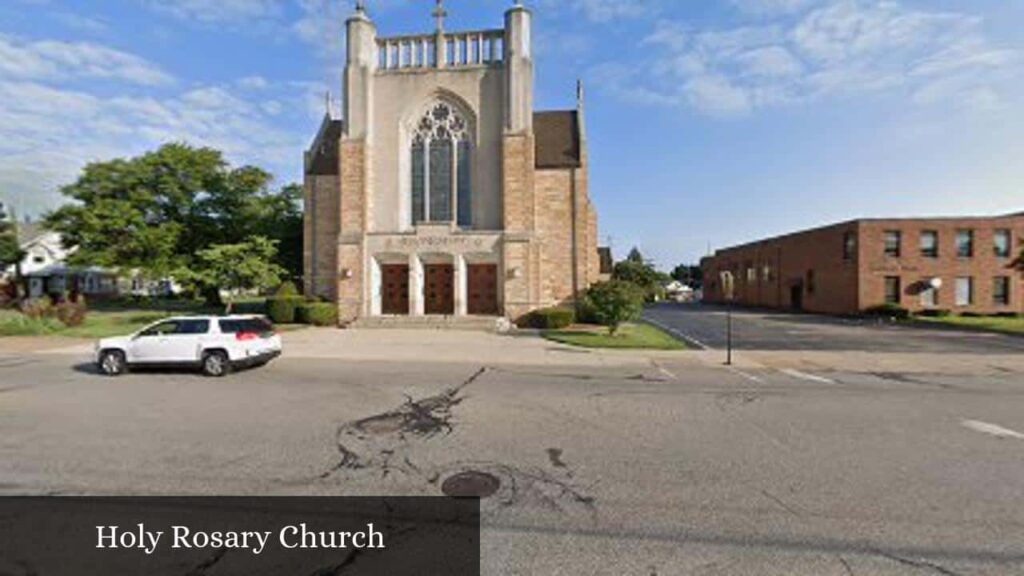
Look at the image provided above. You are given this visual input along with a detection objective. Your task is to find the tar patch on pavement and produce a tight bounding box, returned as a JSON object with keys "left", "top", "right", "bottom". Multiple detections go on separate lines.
{"left": 441, "top": 471, "right": 501, "bottom": 499}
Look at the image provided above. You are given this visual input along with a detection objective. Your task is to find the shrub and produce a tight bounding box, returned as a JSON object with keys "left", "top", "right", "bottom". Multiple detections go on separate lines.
{"left": 274, "top": 281, "right": 300, "bottom": 297}
{"left": 266, "top": 296, "right": 305, "bottom": 324}
{"left": 917, "top": 309, "right": 951, "bottom": 318}
{"left": 960, "top": 311, "right": 984, "bottom": 318}
{"left": 0, "top": 314, "right": 62, "bottom": 336}
{"left": 994, "top": 312, "right": 1022, "bottom": 319}
{"left": 297, "top": 302, "right": 338, "bottom": 327}
{"left": 19, "top": 298, "right": 55, "bottom": 319}
{"left": 520, "top": 307, "right": 575, "bottom": 330}
{"left": 55, "top": 295, "right": 88, "bottom": 327}
{"left": 581, "top": 280, "right": 645, "bottom": 335}
{"left": 863, "top": 304, "right": 910, "bottom": 320}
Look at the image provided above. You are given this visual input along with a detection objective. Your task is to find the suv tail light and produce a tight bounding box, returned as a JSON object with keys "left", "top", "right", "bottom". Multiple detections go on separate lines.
{"left": 236, "top": 332, "right": 260, "bottom": 341}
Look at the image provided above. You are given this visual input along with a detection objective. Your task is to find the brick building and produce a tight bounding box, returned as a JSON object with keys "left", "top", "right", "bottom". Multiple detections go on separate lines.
{"left": 702, "top": 214, "right": 1024, "bottom": 315}
{"left": 303, "top": 1, "right": 605, "bottom": 324}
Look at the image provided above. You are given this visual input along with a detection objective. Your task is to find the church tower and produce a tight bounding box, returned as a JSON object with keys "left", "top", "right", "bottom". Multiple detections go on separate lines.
{"left": 304, "top": 1, "right": 605, "bottom": 325}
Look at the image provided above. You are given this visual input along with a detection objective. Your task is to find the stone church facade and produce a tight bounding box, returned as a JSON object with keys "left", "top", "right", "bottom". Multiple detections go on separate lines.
{"left": 304, "top": 1, "right": 605, "bottom": 324}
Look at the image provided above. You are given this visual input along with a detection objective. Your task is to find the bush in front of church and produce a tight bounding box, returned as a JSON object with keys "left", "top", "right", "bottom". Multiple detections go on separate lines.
{"left": 579, "top": 280, "right": 645, "bottom": 335}
{"left": 297, "top": 302, "right": 338, "bottom": 327}
{"left": 520, "top": 307, "right": 576, "bottom": 330}
{"left": 266, "top": 296, "right": 305, "bottom": 324}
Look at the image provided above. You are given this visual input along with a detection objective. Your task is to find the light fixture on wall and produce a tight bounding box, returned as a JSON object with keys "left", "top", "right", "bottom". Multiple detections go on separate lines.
{"left": 509, "top": 267, "right": 522, "bottom": 280}
{"left": 929, "top": 277, "right": 943, "bottom": 290}
{"left": 340, "top": 268, "right": 354, "bottom": 280}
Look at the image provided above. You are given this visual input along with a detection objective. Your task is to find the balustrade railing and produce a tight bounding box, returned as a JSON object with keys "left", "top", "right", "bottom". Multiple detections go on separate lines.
{"left": 376, "top": 29, "right": 504, "bottom": 72}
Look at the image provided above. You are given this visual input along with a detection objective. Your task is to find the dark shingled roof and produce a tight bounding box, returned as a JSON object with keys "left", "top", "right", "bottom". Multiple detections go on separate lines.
{"left": 598, "top": 247, "right": 613, "bottom": 275}
{"left": 307, "top": 118, "right": 344, "bottom": 176}
{"left": 534, "top": 111, "right": 581, "bottom": 169}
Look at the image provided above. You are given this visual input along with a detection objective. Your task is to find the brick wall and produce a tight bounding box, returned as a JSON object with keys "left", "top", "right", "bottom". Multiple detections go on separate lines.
{"left": 703, "top": 215, "right": 1024, "bottom": 315}
{"left": 337, "top": 140, "right": 367, "bottom": 324}
{"left": 303, "top": 175, "right": 340, "bottom": 301}
{"left": 858, "top": 217, "right": 1024, "bottom": 314}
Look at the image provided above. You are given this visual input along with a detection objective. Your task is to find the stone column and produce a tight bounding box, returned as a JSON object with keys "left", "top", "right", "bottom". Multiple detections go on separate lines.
{"left": 409, "top": 253, "right": 424, "bottom": 317}
{"left": 454, "top": 254, "right": 468, "bottom": 316}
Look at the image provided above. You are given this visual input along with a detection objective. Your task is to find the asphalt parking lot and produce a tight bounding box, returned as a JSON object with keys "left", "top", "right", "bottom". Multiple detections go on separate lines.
{"left": 3, "top": 330, "right": 1024, "bottom": 574}
{"left": 644, "top": 302, "right": 1024, "bottom": 354}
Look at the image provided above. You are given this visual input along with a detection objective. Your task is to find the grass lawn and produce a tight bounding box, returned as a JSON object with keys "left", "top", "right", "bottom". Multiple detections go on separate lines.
{"left": 0, "top": 298, "right": 304, "bottom": 339}
{"left": 916, "top": 315, "right": 1024, "bottom": 336}
{"left": 543, "top": 322, "right": 686, "bottom": 351}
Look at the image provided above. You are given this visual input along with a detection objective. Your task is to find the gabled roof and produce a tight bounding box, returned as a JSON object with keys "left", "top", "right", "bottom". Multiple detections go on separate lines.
{"left": 16, "top": 222, "right": 47, "bottom": 245}
{"left": 534, "top": 110, "right": 581, "bottom": 169}
{"left": 306, "top": 116, "right": 344, "bottom": 176}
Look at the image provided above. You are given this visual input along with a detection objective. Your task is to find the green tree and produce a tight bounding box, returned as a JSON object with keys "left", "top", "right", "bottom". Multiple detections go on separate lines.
{"left": 44, "top": 143, "right": 303, "bottom": 300}
{"left": 613, "top": 250, "right": 670, "bottom": 302}
{"left": 183, "top": 236, "right": 286, "bottom": 314}
{"left": 0, "top": 203, "right": 23, "bottom": 274}
{"left": 581, "top": 280, "right": 645, "bottom": 335}
{"left": 671, "top": 264, "right": 703, "bottom": 288}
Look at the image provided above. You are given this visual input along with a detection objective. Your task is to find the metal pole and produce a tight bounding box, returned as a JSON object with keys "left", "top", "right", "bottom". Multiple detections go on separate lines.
{"left": 726, "top": 305, "right": 733, "bottom": 366}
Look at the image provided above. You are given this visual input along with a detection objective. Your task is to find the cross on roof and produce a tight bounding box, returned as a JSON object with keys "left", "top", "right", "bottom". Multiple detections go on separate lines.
{"left": 432, "top": 0, "right": 447, "bottom": 33}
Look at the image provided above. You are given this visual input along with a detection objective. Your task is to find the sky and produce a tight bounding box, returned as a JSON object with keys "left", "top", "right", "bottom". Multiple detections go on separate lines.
{"left": 1, "top": 0, "right": 1022, "bottom": 268}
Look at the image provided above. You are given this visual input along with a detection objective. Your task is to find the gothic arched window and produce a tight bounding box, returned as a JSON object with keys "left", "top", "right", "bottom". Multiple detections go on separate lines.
{"left": 411, "top": 101, "right": 472, "bottom": 227}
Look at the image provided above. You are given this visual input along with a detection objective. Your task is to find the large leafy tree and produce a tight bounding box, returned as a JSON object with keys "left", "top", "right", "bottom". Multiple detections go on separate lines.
{"left": 45, "top": 143, "right": 302, "bottom": 290}
{"left": 182, "top": 236, "right": 286, "bottom": 314}
{"left": 671, "top": 264, "right": 703, "bottom": 288}
{"left": 613, "top": 247, "right": 670, "bottom": 302}
{"left": 0, "top": 203, "right": 23, "bottom": 273}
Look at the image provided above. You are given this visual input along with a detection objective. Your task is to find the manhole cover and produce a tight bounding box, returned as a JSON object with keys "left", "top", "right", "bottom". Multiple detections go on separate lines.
{"left": 441, "top": 471, "right": 501, "bottom": 499}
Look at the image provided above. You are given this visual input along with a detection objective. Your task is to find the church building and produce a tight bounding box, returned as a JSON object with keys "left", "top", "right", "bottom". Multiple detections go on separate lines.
{"left": 304, "top": 1, "right": 606, "bottom": 324}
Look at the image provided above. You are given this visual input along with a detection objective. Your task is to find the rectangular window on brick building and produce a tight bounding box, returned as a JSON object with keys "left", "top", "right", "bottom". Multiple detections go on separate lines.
{"left": 843, "top": 232, "right": 856, "bottom": 260}
{"left": 994, "top": 277, "right": 1011, "bottom": 306}
{"left": 884, "top": 231, "right": 901, "bottom": 257}
{"left": 994, "top": 230, "right": 1011, "bottom": 258}
{"left": 920, "top": 231, "right": 938, "bottom": 258}
{"left": 956, "top": 230, "right": 974, "bottom": 258}
{"left": 884, "top": 277, "right": 901, "bottom": 304}
{"left": 955, "top": 277, "right": 974, "bottom": 306}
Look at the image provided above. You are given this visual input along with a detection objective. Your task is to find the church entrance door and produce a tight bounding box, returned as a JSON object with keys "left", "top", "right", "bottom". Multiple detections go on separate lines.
{"left": 424, "top": 264, "right": 455, "bottom": 315}
{"left": 467, "top": 264, "right": 499, "bottom": 316}
{"left": 381, "top": 265, "right": 410, "bottom": 315}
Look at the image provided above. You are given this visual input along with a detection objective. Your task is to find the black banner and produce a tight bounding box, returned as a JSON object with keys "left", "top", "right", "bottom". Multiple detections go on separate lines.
{"left": 0, "top": 497, "right": 479, "bottom": 575}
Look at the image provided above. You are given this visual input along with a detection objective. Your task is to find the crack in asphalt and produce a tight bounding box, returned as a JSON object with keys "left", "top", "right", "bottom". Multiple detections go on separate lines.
{"left": 320, "top": 368, "right": 488, "bottom": 480}
{"left": 317, "top": 367, "right": 597, "bottom": 513}
{"left": 185, "top": 548, "right": 228, "bottom": 576}
{"left": 875, "top": 551, "right": 963, "bottom": 576}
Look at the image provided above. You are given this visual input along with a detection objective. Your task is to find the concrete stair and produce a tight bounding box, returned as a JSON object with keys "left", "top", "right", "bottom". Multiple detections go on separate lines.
{"left": 348, "top": 315, "right": 507, "bottom": 332}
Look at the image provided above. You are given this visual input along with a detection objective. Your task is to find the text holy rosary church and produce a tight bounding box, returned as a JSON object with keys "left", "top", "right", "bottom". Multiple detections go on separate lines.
{"left": 96, "top": 523, "right": 386, "bottom": 556}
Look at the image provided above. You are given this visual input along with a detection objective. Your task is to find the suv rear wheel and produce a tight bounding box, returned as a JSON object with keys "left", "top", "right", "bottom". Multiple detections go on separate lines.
{"left": 98, "top": 350, "right": 127, "bottom": 377}
{"left": 201, "top": 350, "right": 231, "bottom": 378}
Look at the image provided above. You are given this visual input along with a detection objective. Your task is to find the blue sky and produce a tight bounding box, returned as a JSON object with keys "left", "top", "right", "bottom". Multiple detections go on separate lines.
{"left": 1, "top": 0, "right": 1022, "bottom": 267}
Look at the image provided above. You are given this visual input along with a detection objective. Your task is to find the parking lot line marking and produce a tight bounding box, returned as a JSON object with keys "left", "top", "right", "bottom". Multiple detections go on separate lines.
{"left": 961, "top": 420, "right": 1024, "bottom": 440}
{"left": 643, "top": 318, "right": 711, "bottom": 351}
{"left": 780, "top": 368, "right": 836, "bottom": 385}
{"left": 725, "top": 365, "right": 764, "bottom": 383}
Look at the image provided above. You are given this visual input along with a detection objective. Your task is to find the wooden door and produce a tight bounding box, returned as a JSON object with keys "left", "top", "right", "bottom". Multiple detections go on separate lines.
{"left": 381, "top": 265, "right": 410, "bottom": 315}
{"left": 424, "top": 264, "right": 454, "bottom": 315}
{"left": 467, "top": 264, "right": 499, "bottom": 316}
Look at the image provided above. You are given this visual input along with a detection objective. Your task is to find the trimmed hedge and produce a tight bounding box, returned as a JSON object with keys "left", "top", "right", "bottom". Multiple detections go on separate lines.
{"left": 297, "top": 302, "right": 338, "bottom": 327}
{"left": 864, "top": 303, "right": 910, "bottom": 320}
{"left": 917, "top": 309, "right": 951, "bottom": 318}
{"left": 266, "top": 296, "right": 305, "bottom": 324}
{"left": 520, "top": 307, "right": 576, "bottom": 330}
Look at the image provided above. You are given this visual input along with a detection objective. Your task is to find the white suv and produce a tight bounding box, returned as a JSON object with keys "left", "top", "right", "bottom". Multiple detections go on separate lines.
{"left": 94, "top": 316, "right": 283, "bottom": 377}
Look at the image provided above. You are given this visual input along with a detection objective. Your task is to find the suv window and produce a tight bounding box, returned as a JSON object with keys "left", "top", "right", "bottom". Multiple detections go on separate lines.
{"left": 177, "top": 320, "right": 210, "bottom": 335}
{"left": 219, "top": 318, "right": 274, "bottom": 335}
{"left": 139, "top": 321, "right": 180, "bottom": 337}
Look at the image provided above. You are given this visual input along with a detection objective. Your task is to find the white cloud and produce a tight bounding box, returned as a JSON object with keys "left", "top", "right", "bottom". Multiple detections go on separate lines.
{"left": 729, "top": 0, "right": 822, "bottom": 15}
{"left": 598, "top": 0, "right": 1020, "bottom": 116}
{"left": 0, "top": 34, "right": 174, "bottom": 86}
{"left": 143, "top": 0, "right": 284, "bottom": 24}
{"left": 536, "top": 0, "right": 658, "bottom": 23}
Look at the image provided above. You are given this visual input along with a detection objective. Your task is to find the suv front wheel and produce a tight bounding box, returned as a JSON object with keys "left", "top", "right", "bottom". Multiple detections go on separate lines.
{"left": 201, "top": 350, "right": 231, "bottom": 378}
{"left": 98, "top": 350, "right": 127, "bottom": 377}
